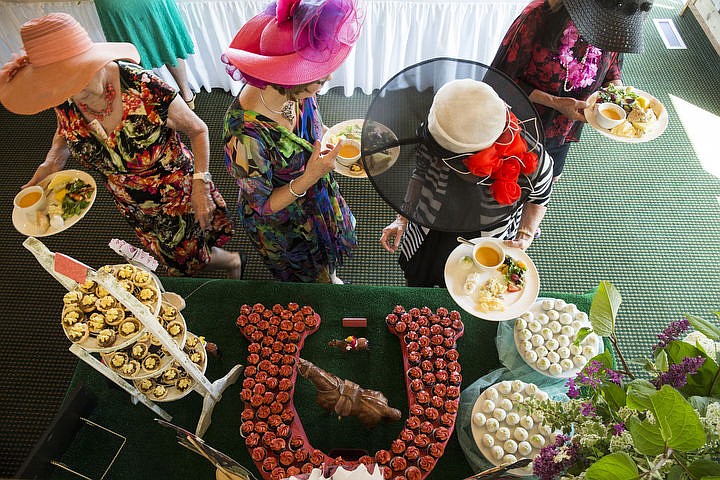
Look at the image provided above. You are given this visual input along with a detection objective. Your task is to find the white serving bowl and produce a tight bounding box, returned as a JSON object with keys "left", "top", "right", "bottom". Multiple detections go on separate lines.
{"left": 595, "top": 103, "right": 627, "bottom": 129}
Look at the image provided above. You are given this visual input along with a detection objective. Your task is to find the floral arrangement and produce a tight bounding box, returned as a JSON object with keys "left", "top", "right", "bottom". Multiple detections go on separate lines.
{"left": 526, "top": 281, "right": 720, "bottom": 479}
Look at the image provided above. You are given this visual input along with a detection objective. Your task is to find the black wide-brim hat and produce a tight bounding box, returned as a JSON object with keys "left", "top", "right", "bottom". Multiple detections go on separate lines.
{"left": 564, "top": 0, "right": 653, "bottom": 53}
{"left": 359, "top": 57, "right": 544, "bottom": 232}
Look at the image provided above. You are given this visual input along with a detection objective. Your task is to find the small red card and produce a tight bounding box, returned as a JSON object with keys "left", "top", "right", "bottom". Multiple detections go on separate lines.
{"left": 342, "top": 317, "right": 367, "bottom": 328}
{"left": 54, "top": 253, "right": 90, "bottom": 284}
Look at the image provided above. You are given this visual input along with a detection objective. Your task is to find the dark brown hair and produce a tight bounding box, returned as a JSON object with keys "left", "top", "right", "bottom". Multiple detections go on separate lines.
{"left": 269, "top": 76, "right": 331, "bottom": 101}
{"left": 540, "top": 0, "right": 572, "bottom": 50}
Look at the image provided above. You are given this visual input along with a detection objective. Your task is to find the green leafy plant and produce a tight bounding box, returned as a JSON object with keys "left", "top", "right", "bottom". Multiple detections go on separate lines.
{"left": 528, "top": 281, "right": 720, "bottom": 480}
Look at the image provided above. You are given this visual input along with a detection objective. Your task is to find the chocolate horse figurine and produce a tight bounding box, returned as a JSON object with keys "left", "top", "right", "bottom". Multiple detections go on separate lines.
{"left": 297, "top": 358, "right": 401, "bottom": 428}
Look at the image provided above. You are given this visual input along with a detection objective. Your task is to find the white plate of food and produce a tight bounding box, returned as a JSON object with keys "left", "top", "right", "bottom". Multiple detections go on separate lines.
{"left": 471, "top": 380, "right": 557, "bottom": 476}
{"left": 321, "top": 119, "right": 400, "bottom": 178}
{"left": 444, "top": 238, "right": 539, "bottom": 321}
{"left": 584, "top": 85, "right": 668, "bottom": 143}
{"left": 12, "top": 169, "right": 96, "bottom": 237}
{"left": 513, "top": 298, "right": 603, "bottom": 378}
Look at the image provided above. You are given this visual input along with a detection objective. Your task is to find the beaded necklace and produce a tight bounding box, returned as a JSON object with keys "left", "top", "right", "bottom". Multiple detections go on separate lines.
{"left": 76, "top": 80, "right": 116, "bottom": 120}
{"left": 558, "top": 24, "right": 602, "bottom": 92}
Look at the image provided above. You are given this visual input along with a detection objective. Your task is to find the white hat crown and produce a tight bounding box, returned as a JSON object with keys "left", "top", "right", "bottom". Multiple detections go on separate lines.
{"left": 427, "top": 78, "right": 506, "bottom": 153}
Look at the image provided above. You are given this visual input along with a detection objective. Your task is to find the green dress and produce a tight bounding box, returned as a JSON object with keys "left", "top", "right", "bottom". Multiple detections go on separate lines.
{"left": 94, "top": 0, "right": 195, "bottom": 69}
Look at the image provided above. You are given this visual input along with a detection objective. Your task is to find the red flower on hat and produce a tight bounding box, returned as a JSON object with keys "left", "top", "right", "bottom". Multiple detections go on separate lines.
{"left": 463, "top": 146, "right": 502, "bottom": 177}
{"left": 518, "top": 150, "right": 538, "bottom": 175}
{"left": 460, "top": 111, "right": 539, "bottom": 206}
{"left": 491, "top": 157, "right": 521, "bottom": 182}
{"left": 495, "top": 127, "right": 527, "bottom": 158}
{"left": 489, "top": 180, "right": 522, "bottom": 205}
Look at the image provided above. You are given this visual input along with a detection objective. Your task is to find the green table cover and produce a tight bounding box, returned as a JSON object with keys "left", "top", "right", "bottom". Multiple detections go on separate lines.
{"left": 50, "top": 279, "right": 593, "bottom": 480}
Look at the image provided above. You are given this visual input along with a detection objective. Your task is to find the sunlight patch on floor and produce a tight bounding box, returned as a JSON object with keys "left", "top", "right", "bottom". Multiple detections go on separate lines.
{"left": 669, "top": 94, "right": 720, "bottom": 179}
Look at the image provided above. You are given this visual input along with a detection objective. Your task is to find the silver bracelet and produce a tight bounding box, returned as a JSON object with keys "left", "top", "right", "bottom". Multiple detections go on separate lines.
{"left": 288, "top": 178, "right": 306, "bottom": 198}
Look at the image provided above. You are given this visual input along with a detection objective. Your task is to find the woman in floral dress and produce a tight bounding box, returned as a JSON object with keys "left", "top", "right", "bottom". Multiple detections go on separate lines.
{"left": 491, "top": 0, "right": 652, "bottom": 180}
{"left": 221, "top": 0, "right": 361, "bottom": 283}
{"left": 2, "top": 13, "right": 240, "bottom": 277}
{"left": 223, "top": 89, "right": 356, "bottom": 283}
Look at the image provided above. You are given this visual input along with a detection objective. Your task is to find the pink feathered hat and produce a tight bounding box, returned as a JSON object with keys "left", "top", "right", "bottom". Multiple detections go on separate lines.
{"left": 223, "top": 0, "right": 362, "bottom": 86}
{"left": 0, "top": 12, "right": 139, "bottom": 115}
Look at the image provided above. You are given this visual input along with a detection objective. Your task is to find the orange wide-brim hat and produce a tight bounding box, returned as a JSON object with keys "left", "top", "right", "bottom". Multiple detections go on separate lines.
{"left": 223, "top": 0, "right": 361, "bottom": 86}
{"left": 0, "top": 12, "right": 139, "bottom": 115}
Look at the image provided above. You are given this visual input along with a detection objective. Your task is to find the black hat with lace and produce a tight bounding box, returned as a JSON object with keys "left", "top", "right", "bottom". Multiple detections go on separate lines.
{"left": 563, "top": 0, "right": 653, "bottom": 53}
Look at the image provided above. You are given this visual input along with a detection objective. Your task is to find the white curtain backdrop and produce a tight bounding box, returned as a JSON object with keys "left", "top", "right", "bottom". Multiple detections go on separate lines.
{"left": 0, "top": 0, "right": 528, "bottom": 96}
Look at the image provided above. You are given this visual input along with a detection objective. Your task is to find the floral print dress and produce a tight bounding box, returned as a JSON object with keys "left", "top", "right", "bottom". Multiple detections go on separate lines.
{"left": 55, "top": 61, "right": 233, "bottom": 275}
{"left": 223, "top": 95, "right": 356, "bottom": 283}
{"left": 491, "top": 0, "right": 623, "bottom": 147}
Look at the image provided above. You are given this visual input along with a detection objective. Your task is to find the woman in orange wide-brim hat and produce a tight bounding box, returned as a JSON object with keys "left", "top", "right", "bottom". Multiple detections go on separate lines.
{"left": 1, "top": 13, "right": 244, "bottom": 278}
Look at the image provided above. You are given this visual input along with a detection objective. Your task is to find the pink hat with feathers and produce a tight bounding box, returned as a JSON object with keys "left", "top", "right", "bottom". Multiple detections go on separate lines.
{"left": 222, "top": 0, "right": 362, "bottom": 86}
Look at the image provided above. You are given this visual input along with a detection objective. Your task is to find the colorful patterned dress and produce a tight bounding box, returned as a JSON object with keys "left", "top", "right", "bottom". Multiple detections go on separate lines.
{"left": 55, "top": 61, "right": 233, "bottom": 275}
{"left": 491, "top": 0, "right": 623, "bottom": 147}
{"left": 223, "top": 95, "right": 356, "bottom": 283}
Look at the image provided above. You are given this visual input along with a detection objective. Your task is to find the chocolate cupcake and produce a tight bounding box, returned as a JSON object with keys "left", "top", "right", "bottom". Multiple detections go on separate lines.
{"left": 390, "top": 456, "right": 407, "bottom": 472}
{"left": 251, "top": 446, "right": 267, "bottom": 462}
{"left": 429, "top": 442, "right": 445, "bottom": 458}
{"left": 405, "top": 466, "right": 422, "bottom": 480}
{"left": 405, "top": 446, "right": 421, "bottom": 462}
{"left": 433, "top": 427, "right": 450, "bottom": 442}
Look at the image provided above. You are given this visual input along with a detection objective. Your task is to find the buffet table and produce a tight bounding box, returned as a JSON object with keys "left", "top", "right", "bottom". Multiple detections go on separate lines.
{"left": 49, "top": 278, "right": 593, "bottom": 480}
{"left": 0, "top": 0, "right": 528, "bottom": 96}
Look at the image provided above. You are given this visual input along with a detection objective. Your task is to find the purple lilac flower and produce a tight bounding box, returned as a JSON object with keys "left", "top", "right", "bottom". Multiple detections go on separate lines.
{"left": 606, "top": 368, "right": 623, "bottom": 385}
{"left": 566, "top": 378, "right": 579, "bottom": 399}
{"left": 580, "top": 401, "right": 596, "bottom": 417}
{"left": 654, "top": 318, "right": 691, "bottom": 351}
{"left": 573, "top": 360, "right": 604, "bottom": 389}
{"left": 533, "top": 434, "right": 580, "bottom": 480}
{"left": 654, "top": 356, "right": 705, "bottom": 389}
{"left": 612, "top": 423, "right": 626, "bottom": 436}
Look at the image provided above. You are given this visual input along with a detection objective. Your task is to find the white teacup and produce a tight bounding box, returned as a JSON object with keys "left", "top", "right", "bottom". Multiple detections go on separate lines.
{"left": 472, "top": 239, "right": 505, "bottom": 269}
{"left": 596, "top": 103, "right": 627, "bottom": 130}
{"left": 14, "top": 185, "right": 48, "bottom": 225}
{"left": 336, "top": 139, "right": 361, "bottom": 167}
